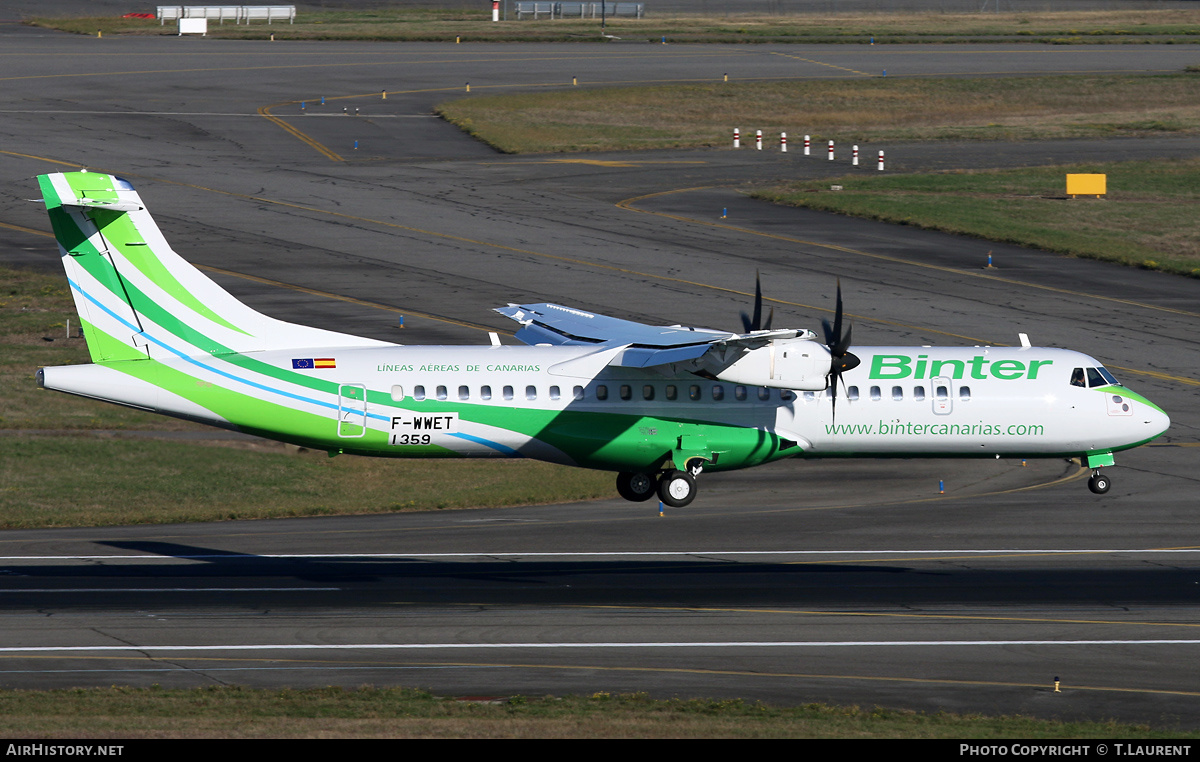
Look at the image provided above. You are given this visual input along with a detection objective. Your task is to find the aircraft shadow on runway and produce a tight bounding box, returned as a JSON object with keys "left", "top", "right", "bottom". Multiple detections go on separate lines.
{"left": 0, "top": 540, "right": 1187, "bottom": 610}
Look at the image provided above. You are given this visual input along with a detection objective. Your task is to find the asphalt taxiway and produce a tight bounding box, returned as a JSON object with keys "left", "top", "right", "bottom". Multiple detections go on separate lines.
{"left": 0, "top": 34, "right": 1197, "bottom": 727}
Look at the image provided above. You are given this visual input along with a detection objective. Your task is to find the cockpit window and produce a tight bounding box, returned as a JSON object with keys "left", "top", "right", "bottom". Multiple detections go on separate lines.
{"left": 1073, "top": 366, "right": 1123, "bottom": 388}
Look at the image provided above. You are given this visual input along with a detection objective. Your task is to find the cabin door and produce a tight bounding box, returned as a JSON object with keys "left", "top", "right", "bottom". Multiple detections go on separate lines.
{"left": 337, "top": 384, "right": 367, "bottom": 438}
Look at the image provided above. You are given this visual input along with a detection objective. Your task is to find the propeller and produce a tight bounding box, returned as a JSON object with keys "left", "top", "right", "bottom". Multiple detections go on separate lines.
{"left": 740, "top": 271, "right": 774, "bottom": 333}
{"left": 820, "top": 280, "right": 860, "bottom": 422}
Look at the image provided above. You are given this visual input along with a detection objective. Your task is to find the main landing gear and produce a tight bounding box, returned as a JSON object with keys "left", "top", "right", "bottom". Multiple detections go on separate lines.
{"left": 617, "top": 464, "right": 703, "bottom": 508}
{"left": 1088, "top": 470, "right": 1111, "bottom": 495}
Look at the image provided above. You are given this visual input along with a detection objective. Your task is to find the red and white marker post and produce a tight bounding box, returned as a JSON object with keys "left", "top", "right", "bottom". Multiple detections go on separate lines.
{"left": 877, "top": 150, "right": 885, "bottom": 171}
{"left": 827, "top": 140, "right": 834, "bottom": 161}
{"left": 755, "top": 130, "right": 762, "bottom": 150}
{"left": 733, "top": 128, "right": 740, "bottom": 149}
{"left": 780, "top": 132, "right": 787, "bottom": 153}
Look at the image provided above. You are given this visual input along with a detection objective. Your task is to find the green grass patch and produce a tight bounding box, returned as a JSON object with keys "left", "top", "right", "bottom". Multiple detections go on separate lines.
{"left": 0, "top": 686, "right": 1192, "bottom": 738}
{"left": 26, "top": 9, "right": 1200, "bottom": 45}
{"left": 753, "top": 159, "right": 1200, "bottom": 278}
{"left": 436, "top": 74, "right": 1200, "bottom": 153}
{"left": 0, "top": 265, "right": 188, "bottom": 431}
{"left": 0, "top": 435, "right": 611, "bottom": 528}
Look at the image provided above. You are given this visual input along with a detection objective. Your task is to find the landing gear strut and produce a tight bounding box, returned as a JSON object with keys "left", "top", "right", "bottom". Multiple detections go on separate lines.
{"left": 1088, "top": 470, "right": 1111, "bottom": 495}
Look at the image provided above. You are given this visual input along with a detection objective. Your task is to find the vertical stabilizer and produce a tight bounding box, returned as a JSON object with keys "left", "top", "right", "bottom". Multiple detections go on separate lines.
{"left": 38, "top": 172, "right": 392, "bottom": 364}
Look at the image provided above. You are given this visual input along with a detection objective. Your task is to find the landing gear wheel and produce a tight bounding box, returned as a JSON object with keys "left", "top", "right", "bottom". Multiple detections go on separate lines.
{"left": 616, "top": 471, "right": 657, "bottom": 502}
{"left": 657, "top": 470, "right": 697, "bottom": 508}
{"left": 1088, "top": 472, "right": 1111, "bottom": 495}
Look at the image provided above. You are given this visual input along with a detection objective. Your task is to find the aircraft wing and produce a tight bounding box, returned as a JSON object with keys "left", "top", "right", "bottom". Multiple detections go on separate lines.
{"left": 495, "top": 302, "right": 811, "bottom": 368}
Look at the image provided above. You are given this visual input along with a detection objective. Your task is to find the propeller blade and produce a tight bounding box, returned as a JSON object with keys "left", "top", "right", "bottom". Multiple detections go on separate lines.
{"left": 741, "top": 271, "right": 766, "bottom": 333}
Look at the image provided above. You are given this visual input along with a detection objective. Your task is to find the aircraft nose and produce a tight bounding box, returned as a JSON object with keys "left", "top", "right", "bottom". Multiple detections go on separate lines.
{"left": 1148, "top": 406, "right": 1171, "bottom": 439}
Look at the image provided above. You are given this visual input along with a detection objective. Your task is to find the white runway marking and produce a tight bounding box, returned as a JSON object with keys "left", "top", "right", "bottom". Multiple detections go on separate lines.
{"left": 1, "top": 640, "right": 1199, "bottom": 654}
{"left": 0, "top": 588, "right": 339, "bottom": 593}
{"left": 0, "top": 549, "right": 1198, "bottom": 561}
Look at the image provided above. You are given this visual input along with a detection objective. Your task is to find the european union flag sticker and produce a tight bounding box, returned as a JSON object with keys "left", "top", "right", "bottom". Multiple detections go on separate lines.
{"left": 292, "top": 358, "right": 314, "bottom": 369}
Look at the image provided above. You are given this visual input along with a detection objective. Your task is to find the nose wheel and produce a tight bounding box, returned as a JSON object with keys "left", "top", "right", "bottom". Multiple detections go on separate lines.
{"left": 658, "top": 470, "right": 697, "bottom": 508}
{"left": 1088, "top": 470, "right": 1111, "bottom": 495}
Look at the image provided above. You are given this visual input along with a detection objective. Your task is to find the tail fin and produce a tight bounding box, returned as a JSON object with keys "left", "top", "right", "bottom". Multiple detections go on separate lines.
{"left": 38, "top": 171, "right": 389, "bottom": 363}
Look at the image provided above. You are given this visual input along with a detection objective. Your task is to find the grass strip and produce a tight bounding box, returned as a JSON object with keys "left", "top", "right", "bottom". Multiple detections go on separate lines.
{"left": 27, "top": 9, "right": 1200, "bottom": 45}
{"left": 0, "top": 686, "right": 1193, "bottom": 738}
{"left": 435, "top": 74, "right": 1200, "bottom": 154}
{"left": 752, "top": 158, "right": 1200, "bottom": 278}
{"left": 0, "top": 435, "right": 611, "bottom": 528}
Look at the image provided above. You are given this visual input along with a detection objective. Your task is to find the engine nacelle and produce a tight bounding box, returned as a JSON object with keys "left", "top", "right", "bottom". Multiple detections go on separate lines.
{"left": 710, "top": 338, "right": 831, "bottom": 391}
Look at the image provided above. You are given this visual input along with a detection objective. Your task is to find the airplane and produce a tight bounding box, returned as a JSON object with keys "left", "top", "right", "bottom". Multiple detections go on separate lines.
{"left": 34, "top": 171, "right": 1170, "bottom": 506}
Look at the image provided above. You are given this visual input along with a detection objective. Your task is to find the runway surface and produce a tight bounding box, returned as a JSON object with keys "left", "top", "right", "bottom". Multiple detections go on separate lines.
{"left": 1, "top": 34, "right": 1198, "bottom": 727}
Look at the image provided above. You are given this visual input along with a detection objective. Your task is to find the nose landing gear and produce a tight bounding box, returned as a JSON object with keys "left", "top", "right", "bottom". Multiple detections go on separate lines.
{"left": 1088, "top": 470, "right": 1111, "bottom": 495}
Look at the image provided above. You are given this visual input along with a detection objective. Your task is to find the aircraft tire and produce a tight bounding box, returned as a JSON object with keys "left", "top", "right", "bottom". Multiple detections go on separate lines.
{"left": 1088, "top": 473, "right": 1111, "bottom": 494}
{"left": 657, "top": 470, "right": 697, "bottom": 508}
{"left": 616, "top": 471, "right": 657, "bottom": 502}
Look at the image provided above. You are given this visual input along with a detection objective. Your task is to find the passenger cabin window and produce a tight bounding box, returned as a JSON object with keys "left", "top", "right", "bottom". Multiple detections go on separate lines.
{"left": 892, "top": 386, "right": 903, "bottom": 402}
{"left": 780, "top": 390, "right": 795, "bottom": 402}
{"left": 914, "top": 386, "right": 925, "bottom": 401}
{"left": 503, "top": 385, "right": 514, "bottom": 401}
{"left": 666, "top": 385, "right": 678, "bottom": 401}
{"left": 413, "top": 385, "right": 426, "bottom": 401}
{"left": 689, "top": 385, "right": 702, "bottom": 401}
{"left": 959, "top": 386, "right": 971, "bottom": 400}
{"left": 573, "top": 386, "right": 584, "bottom": 401}
{"left": 734, "top": 386, "right": 747, "bottom": 401}
{"left": 458, "top": 385, "right": 469, "bottom": 401}
{"left": 436, "top": 385, "right": 448, "bottom": 401}
{"left": 526, "top": 385, "right": 537, "bottom": 401}
{"left": 847, "top": 386, "right": 859, "bottom": 402}
{"left": 481, "top": 385, "right": 492, "bottom": 400}
{"left": 549, "top": 386, "right": 560, "bottom": 401}
{"left": 390, "top": 385, "right": 404, "bottom": 402}
{"left": 758, "top": 387, "right": 771, "bottom": 401}
{"left": 596, "top": 385, "right": 608, "bottom": 401}
{"left": 936, "top": 385, "right": 949, "bottom": 400}
{"left": 869, "top": 386, "right": 881, "bottom": 401}
{"left": 643, "top": 385, "right": 655, "bottom": 401}
{"left": 712, "top": 386, "right": 724, "bottom": 401}
{"left": 620, "top": 385, "right": 632, "bottom": 401}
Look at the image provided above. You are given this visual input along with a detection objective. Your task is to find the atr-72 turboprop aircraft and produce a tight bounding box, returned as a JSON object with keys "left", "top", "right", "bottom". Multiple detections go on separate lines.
{"left": 35, "top": 172, "right": 1170, "bottom": 505}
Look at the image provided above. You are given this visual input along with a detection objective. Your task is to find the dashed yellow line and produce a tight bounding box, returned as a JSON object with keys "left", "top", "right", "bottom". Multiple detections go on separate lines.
{"left": 256, "top": 104, "right": 344, "bottom": 162}
{"left": 768, "top": 51, "right": 876, "bottom": 77}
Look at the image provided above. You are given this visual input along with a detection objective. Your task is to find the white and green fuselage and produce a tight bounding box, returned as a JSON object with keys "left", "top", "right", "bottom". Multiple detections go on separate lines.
{"left": 36, "top": 172, "right": 1170, "bottom": 500}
